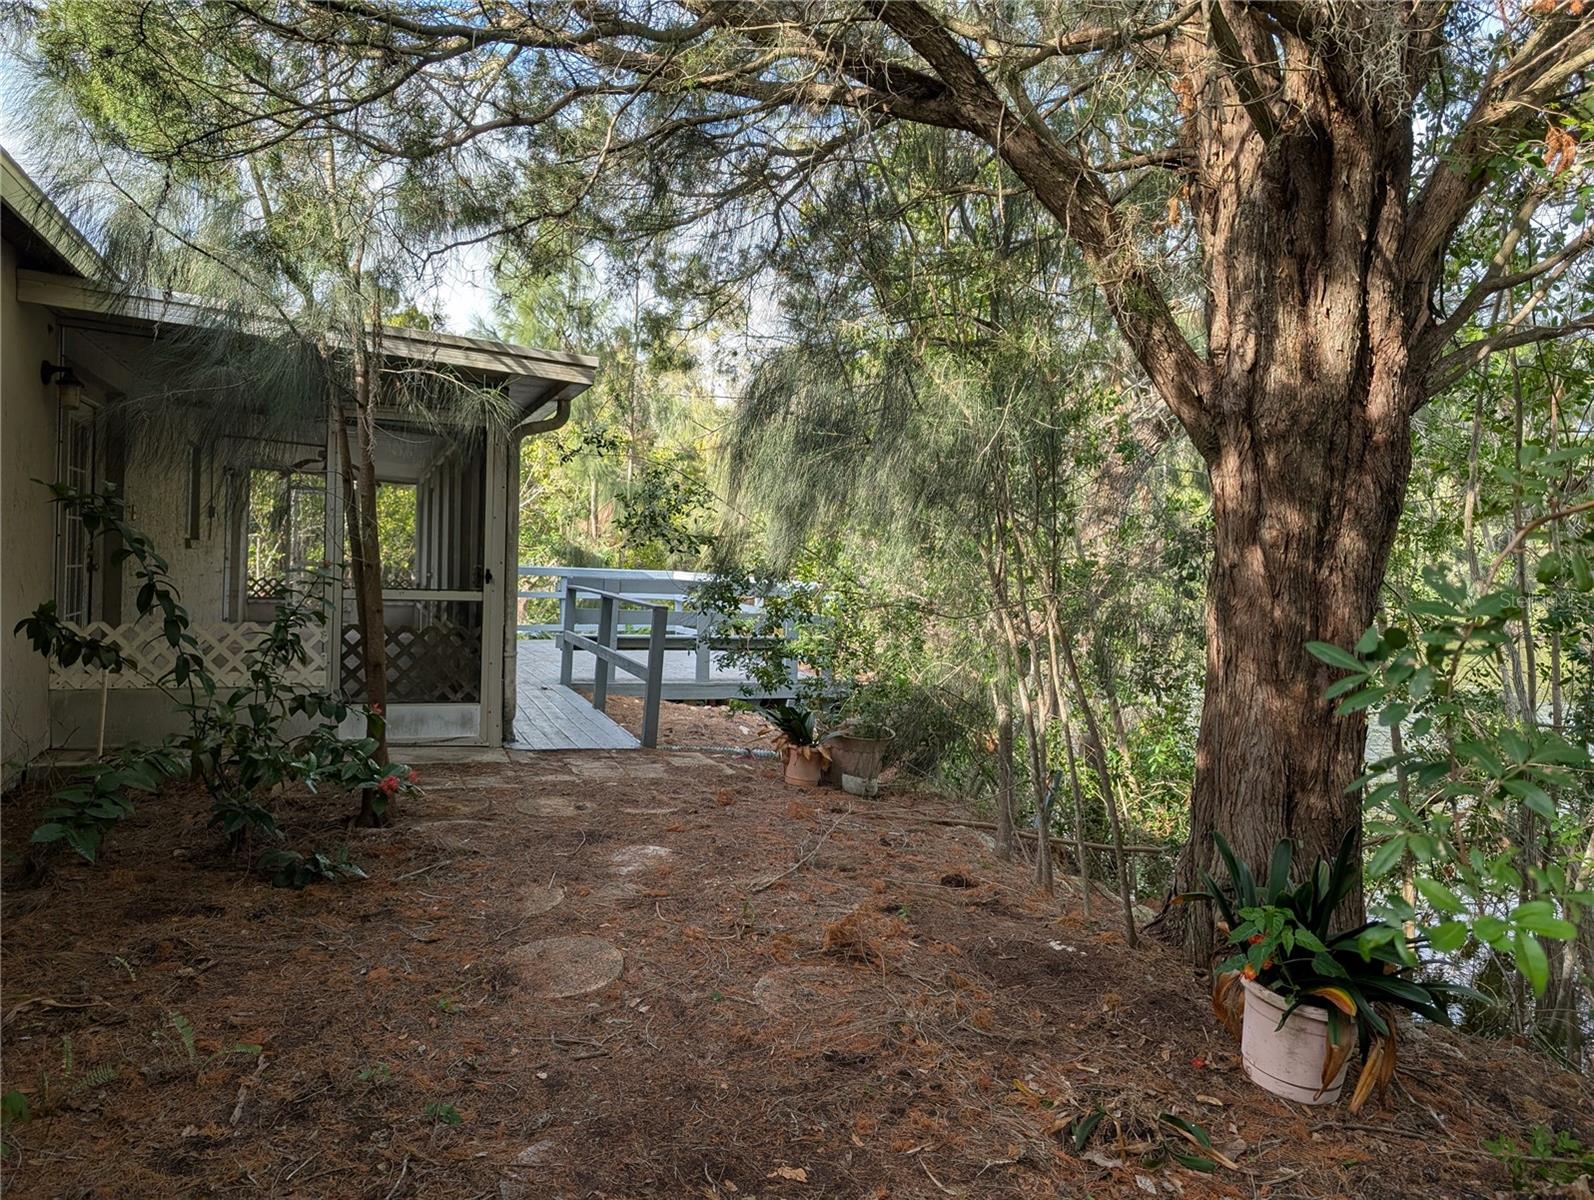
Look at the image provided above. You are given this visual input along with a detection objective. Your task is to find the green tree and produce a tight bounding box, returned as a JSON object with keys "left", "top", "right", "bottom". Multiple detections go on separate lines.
{"left": 20, "top": 0, "right": 1593, "bottom": 958}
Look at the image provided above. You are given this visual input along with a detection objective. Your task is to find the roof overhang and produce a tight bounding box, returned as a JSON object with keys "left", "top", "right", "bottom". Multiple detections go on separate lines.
{"left": 14, "top": 268, "right": 597, "bottom": 419}
{"left": 1, "top": 149, "right": 106, "bottom": 278}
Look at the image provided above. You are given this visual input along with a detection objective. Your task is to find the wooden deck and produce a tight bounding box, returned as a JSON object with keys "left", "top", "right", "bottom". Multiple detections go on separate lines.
{"left": 506, "top": 631, "right": 791, "bottom": 751}
{"left": 508, "top": 679, "right": 640, "bottom": 751}
{"left": 514, "top": 637, "right": 791, "bottom": 701}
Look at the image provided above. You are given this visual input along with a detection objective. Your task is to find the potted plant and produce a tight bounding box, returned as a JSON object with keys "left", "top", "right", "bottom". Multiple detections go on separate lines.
{"left": 819, "top": 685, "right": 895, "bottom": 796}
{"left": 763, "top": 704, "right": 830, "bottom": 788}
{"left": 1196, "top": 831, "right": 1477, "bottom": 1110}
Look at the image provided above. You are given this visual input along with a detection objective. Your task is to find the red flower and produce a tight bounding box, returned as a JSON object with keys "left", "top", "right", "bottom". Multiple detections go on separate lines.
{"left": 407, "top": 769, "right": 419, "bottom": 785}
{"left": 1247, "top": 934, "right": 1264, "bottom": 945}
{"left": 1190, "top": 1056, "right": 1206, "bottom": 1069}
{"left": 1241, "top": 963, "right": 1258, "bottom": 981}
{"left": 379, "top": 775, "right": 400, "bottom": 796}
{"left": 371, "top": 703, "right": 385, "bottom": 716}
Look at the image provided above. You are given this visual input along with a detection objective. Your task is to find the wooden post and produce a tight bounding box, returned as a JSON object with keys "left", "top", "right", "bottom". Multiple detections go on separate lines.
{"left": 558, "top": 581, "right": 575, "bottom": 687}
{"left": 695, "top": 607, "right": 711, "bottom": 684}
{"left": 593, "top": 594, "right": 615, "bottom": 712}
{"left": 642, "top": 604, "right": 667, "bottom": 749}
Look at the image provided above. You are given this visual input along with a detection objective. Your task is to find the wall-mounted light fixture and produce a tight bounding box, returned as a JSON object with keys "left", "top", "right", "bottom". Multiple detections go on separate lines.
{"left": 40, "top": 361, "right": 85, "bottom": 410}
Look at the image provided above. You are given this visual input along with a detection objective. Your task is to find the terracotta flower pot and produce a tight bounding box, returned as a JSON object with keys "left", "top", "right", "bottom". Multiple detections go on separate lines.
{"left": 1240, "top": 978, "right": 1350, "bottom": 1104}
{"left": 782, "top": 748, "right": 826, "bottom": 788}
{"left": 821, "top": 729, "right": 894, "bottom": 796}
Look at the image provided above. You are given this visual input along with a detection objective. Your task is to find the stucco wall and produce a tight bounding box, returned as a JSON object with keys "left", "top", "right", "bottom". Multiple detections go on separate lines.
{"left": 1, "top": 237, "right": 60, "bottom": 783}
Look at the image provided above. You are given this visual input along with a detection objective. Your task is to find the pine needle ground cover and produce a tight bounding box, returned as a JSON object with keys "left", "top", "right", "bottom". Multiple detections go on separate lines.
{"left": 2, "top": 721, "right": 1586, "bottom": 1198}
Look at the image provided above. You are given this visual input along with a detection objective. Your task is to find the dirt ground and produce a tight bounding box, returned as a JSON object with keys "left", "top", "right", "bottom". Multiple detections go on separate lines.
{"left": 2, "top": 739, "right": 1589, "bottom": 1199}
{"left": 603, "top": 696, "right": 772, "bottom": 751}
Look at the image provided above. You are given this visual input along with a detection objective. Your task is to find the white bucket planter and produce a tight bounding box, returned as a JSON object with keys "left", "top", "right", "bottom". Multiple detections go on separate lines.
{"left": 1240, "top": 978, "right": 1350, "bottom": 1105}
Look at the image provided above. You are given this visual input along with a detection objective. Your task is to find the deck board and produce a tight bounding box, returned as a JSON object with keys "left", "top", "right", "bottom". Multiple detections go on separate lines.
{"left": 509, "top": 682, "right": 640, "bottom": 751}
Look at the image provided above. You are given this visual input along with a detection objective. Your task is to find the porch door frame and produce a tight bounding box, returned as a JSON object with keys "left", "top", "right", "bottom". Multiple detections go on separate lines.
{"left": 324, "top": 411, "right": 506, "bottom": 746}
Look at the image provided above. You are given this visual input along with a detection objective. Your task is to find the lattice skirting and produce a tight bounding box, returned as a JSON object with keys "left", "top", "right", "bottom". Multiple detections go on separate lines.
{"left": 341, "top": 619, "right": 482, "bottom": 703}
{"left": 246, "top": 575, "right": 287, "bottom": 600}
{"left": 50, "top": 621, "right": 328, "bottom": 690}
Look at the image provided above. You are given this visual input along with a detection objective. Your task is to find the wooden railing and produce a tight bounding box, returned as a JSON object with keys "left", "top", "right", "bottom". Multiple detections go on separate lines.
{"left": 557, "top": 583, "right": 669, "bottom": 747}
{"left": 519, "top": 565, "right": 799, "bottom": 696}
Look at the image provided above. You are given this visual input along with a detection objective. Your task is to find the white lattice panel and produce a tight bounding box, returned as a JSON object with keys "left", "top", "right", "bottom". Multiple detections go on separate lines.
{"left": 50, "top": 621, "right": 328, "bottom": 690}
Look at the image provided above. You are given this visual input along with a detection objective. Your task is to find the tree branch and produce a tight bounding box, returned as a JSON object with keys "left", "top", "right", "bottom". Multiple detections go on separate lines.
{"left": 873, "top": 2, "right": 1214, "bottom": 457}
{"left": 1404, "top": 8, "right": 1594, "bottom": 296}
{"left": 1424, "top": 312, "right": 1594, "bottom": 399}
{"left": 1206, "top": 0, "right": 1280, "bottom": 143}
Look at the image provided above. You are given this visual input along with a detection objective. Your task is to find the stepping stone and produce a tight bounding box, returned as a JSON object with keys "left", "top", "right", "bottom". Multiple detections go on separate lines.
{"left": 606, "top": 845, "right": 673, "bottom": 874}
{"left": 619, "top": 804, "right": 679, "bottom": 815}
{"left": 515, "top": 795, "right": 581, "bottom": 818}
{"left": 753, "top": 965, "right": 849, "bottom": 1016}
{"left": 569, "top": 758, "right": 667, "bottom": 780}
{"left": 512, "top": 1138, "right": 558, "bottom": 1166}
{"left": 521, "top": 883, "right": 565, "bottom": 917}
{"left": 507, "top": 936, "right": 624, "bottom": 999}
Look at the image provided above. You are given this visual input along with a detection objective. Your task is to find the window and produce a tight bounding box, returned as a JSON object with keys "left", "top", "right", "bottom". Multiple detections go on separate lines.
{"left": 245, "top": 468, "right": 326, "bottom": 599}
{"left": 376, "top": 482, "right": 418, "bottom": 588}
{"left": 57, "top": 411, "right": 94, "bottom": 623}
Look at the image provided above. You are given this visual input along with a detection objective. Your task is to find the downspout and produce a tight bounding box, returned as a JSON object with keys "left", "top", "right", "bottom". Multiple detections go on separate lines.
{"left": 511, "top": 388, "right": 576, "bottom": 442}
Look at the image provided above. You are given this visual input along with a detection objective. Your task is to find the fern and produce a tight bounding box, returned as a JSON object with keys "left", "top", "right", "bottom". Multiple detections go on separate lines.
{"left": 167, "top": 1012, "right": 198, "bottom": 1065}
{"left": 71, "top": 1065, "right": 118, "bottom": 1094}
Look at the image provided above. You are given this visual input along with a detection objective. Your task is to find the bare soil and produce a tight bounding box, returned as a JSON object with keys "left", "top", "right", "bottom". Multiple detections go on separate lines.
{"left": 1, "top": 752, "right": 1587, "bottom": 1198}
{"left": 604, "top": 695, "right": 773, "bottom": 751}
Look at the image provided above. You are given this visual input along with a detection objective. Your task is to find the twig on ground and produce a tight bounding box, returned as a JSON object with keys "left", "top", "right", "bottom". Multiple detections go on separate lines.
{"left": 383, "top": 1154, "right": 410, "bottom": 1200}
{"left": 394, "top": 859, "right": 454, "bottom": 882}
{"left": 919, "top": 1155, "right": 960, "bottom": 1195}
{"left": 748, "top": 807, "right": 850, "bottom": 894}
{"left": 555, "top": 832, "right": 590, "bottom": 858}
{"left": 229, "top": 1053, "right": 267, "bottom": 1125}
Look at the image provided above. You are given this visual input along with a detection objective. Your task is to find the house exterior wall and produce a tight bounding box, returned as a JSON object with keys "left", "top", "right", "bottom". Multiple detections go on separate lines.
{"left": 1, "top": 236, "right": 60, "bottom": 784}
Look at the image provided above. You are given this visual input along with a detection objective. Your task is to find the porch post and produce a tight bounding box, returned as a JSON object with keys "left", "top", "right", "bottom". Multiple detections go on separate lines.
{"left": 479, "top": 427, "right": 508, "bottom": 745}
{"left": 642, "top": 605, "right": 668, "bottom": 749}
{"left": 559, "top": 582, "right": 575, "bottom": 686}
{"left": 592, "top": 594, "right": 615, "bottom": 712}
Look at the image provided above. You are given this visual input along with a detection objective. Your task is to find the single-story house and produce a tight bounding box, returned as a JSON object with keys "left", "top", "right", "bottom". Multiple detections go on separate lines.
{"left": 2, "top": 147, "right": 597, "bottom": 785}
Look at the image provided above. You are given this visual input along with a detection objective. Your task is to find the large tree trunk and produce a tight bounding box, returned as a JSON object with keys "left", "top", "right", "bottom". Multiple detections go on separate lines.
{"left": 1166, "top": 73, "right": 1419, "bottom": 959}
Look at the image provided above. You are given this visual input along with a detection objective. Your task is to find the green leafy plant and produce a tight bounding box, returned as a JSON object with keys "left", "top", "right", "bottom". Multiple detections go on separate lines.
{"left": 3, "top": 1035, "right": 122, "bottom": 1149}
{"left": 1300, "top": 480, "right": 1592, "bottom": 1014}
{"left": 1196, "top": 831, "right": 1479, "bottom": 1111}
{"left": 1485, "top": 1124, "right": 1594, "bottom": 1189}
{"left": 258, "top": 846, "right": 368, "bottom": 889}
{"left": 154, "top": 1012, "right": 261, "bottom": 1076}
{"left": 15, "top": 485, "right": 421, "bottom": 872}
{"left": 1063, "top": 1107, "right": 1235, "bottom": 1173}
{"left": 424, "top": 1101, "right": 463, "bottom": 1126}
{"left": 763, "top": 703, "right": 819, "bottom": 748}
{"left": 1, "top": 1089, "right": 29, "bottom": 1157}
{"left": 29, "top": 745, "right": 184, "bottom": 863}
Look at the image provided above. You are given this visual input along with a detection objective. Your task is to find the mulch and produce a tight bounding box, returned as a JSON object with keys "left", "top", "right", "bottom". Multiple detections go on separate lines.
{"left": 1, "top": 749, "right": 1588, "bottom": 1198}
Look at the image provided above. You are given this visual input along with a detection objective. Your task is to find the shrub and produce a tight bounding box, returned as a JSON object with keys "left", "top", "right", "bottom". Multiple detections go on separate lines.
{"left": 14, "top": 484, "right": 419, "bottom": 875}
